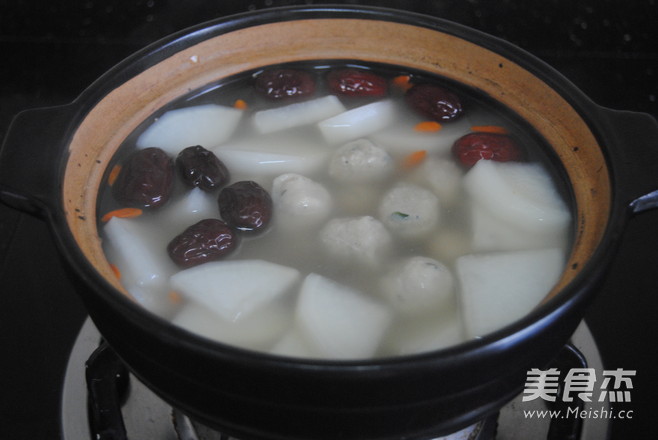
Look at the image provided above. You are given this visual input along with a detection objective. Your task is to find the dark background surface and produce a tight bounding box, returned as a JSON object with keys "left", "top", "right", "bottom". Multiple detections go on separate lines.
{"left": 0, "top": 1, "right": 656, "bottom": 439}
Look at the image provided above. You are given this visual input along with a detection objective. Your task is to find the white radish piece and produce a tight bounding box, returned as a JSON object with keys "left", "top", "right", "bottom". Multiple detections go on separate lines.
{"left": 381, "top": 306, "right": 466, "bottom": 356}
{"left": 104, "top": 217, "right": 178, "bottom": 292}
{"left": 295, "top": 273, "right": 392, "bottom": 359}
{"left": 456, "top": 248, "right": 565, "bottom": 338}
{"left": 137, "top": 104, "right": 243, "bottom": 155}
{"left": 172, "top": 300, "right": 292, "bottom": 350}
{"left": 469, "top": 201, "right": 569, "bottom": 252}
{"left": 213, "top": 133, "right": 328, "bottom": 177}
{"left": 170, "top": 260, "right": 301, "bottom": 322}
{"left": 158, "top": 188, "right": 219, "bottom": 233}
{"left": 213, "top": 149, "right": 327, "bottom": 179}
{"left": 318, "top": 99, "right": 397, "bottom": 144}
{"left": 463, "top": 160, "right": 571, "bottom": 236}
{"left": 270, "top": 329, "right": 318, "bottom": 358}
{"left": 253, "top": 95, "right": 346, "bottom": 133}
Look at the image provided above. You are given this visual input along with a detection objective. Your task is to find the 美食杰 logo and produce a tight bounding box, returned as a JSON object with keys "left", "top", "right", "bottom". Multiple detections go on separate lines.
{"left": 521, "top": 367, "right": 635, "bottom": 420}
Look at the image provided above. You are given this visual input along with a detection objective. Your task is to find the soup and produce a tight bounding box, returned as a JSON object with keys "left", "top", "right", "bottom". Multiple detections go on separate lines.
{"left": 98, "top": 62, "right": 573, "bottom": 359}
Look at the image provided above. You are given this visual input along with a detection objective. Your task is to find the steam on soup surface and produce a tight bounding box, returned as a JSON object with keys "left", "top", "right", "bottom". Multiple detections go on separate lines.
{"left": 99, "top": 62, "right": 573, "bottom": 360}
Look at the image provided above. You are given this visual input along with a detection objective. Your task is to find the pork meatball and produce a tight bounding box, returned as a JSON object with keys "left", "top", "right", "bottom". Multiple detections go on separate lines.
{"left": 380, "top": 256, "right": 455, "bottom": 315}
{"left": 328, "top": 138, "right": 393, "bottom": 183}
{"left": 378, "top": 183, "right": 440, "bottom": 239}
{"left": 320, "top": 216, "right": 392, "bottom": 268}
{"left": 272, "top": 173, "right": 332, "bottom": 229}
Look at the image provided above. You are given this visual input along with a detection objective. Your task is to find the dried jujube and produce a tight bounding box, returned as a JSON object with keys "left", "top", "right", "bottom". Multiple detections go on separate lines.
{"left": 327, "top": 68, "right": 388, "bottom": 97}
{"left": 167, "top": 219, "right": 239, "bottom": 268}
{"left": 452, "top": 132, "right": 525, "bottom": 168}
{"left": 112, "top": 147, "right": 174, "bottom": 209}
{"left": 405, "top": 83, "right": 463, "bottom": 122}
{"left": 254, "top": 68, "right": 316, "bottom": 100}
{"left": 218, "top": 181, "right": 273, "bottom": 232}
{"left": 176, "top": 145, "right": 229, "bottom": 191}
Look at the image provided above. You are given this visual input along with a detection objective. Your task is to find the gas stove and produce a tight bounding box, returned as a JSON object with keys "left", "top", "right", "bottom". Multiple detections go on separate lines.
{"left": 1, "top": 2, "right": 657, "bottom": 439}
{"left": 62, "top": 320, "right": 607, "bottom": 440}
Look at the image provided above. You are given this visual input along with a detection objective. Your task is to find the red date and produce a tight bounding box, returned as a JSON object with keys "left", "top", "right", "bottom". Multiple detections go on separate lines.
{"left": 327, "top": 68, "right": 388, "bottom": 97}
{"left": 176, "top": 145, "right": 229, "bottom": 191}
{"left": 405, "top": 83, "right": 463, "bottom": 121}
{"left": 254, "top": 69, "right": 315, "bottom": 100}
{"left": 167, "top": 219, "right": 239, "bottom": 268}
{"left": 218, "top": 181, "right": 272, "bottom": 232}
{"left": 452, "top": 132, "right": 525, "bottom": 168}
{"left": 112, "top": 147, "right": 174, "bottom": 209}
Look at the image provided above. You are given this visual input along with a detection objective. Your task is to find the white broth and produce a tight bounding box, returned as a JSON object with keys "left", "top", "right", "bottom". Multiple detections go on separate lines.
{"left": 99, "top": 62, "right": 573, "bottom": 359}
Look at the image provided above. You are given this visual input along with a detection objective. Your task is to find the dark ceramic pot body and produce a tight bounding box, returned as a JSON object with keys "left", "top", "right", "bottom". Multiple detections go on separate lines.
{"left": 1, "top": 6, "right": 658, "bottom": 440}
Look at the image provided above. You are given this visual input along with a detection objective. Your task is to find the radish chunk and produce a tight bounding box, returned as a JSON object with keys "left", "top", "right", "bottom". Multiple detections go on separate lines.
{"left": 137, "top": 104, "right": 243, "bottom": 155}
{"left": 104, "top": 217, "right": 178, "bottom": 293}
{"left": 456, "top": 248, "right": 565, "bottom": 338}
{"left": 169, "top": 260, "right": 301, "bottom": 322}
{"left": 295, "top": 273, "right": 392, "bottom": 359}
{"left": 318, "top": 100, "right": 397, "bottom": 144}
{"left": 328, "top": 138, "right": 394, "bottom": 183}
{"left": 270, "top": 329, "right": 318, "bottom": 358}
{"left": 378, "top": 183, "right": 441, "bottom": 240}
{"left": 464, "top": 160, "right": 571, "bottom": 251}
{"left": 470, "top": 202, "right": 569, "bottom": 252}
{"left": 272, "top": 173, "right": 333, "bottom": 230}
{"left": 253, "top": 95, "right": 346, "bottom": 134}
{"left": 158, "top": 188, "right": 219, "bottom": 233}
{"left": 381, "top": 306, "right": 465, "bottom": 356}
{"left": 213, "top": 133, "right": 328, "bottom": 178}
{"left": 213, "top": 149, "right": 326, "bottom": 179}
{"left": 172, "top": 300, "right": 292, "bottom": 350}
{"left": 380, "top": 256, "right": 455, "bottom": 316}
{"left": 320, "top": 216, "right": 392, "bottom": 268}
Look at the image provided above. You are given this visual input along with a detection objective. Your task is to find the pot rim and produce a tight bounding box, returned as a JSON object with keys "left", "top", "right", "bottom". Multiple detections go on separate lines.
{"left": 51, "top": 4, "right": 627, "bottom": 369}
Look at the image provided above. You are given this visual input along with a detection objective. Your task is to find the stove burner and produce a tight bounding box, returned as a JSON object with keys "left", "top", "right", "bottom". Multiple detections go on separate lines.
{"left": 61, "top": 319, "right": 610, "bottom": 440}
{"left": 172, "top": 410, "right": 495, "bottom": 440}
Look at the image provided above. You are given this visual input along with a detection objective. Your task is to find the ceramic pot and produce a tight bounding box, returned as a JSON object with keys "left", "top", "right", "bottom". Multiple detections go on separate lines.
{"left": 1, "top": 6, "right": 657, "bottom": 440}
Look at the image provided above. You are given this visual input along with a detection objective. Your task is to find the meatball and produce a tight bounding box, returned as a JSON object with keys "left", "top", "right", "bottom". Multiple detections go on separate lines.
{"left": 320, "top": 216, "right": 392, "bottom": 268}
{"left": 328, "top": 138, "right": 393, "bottom": 183}
{"left": 378, "top": 183, "right": 440, "bottom": 239}
{"left": 380, "top": 256, "right": 455, "bottom": 315}
{"left": 271, "top": 173, "right": 332, "bottom": 229}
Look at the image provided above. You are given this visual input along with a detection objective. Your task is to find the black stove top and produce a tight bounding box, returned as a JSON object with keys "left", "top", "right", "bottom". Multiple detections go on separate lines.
{"left": 1, "top": 2, "right": 657, "bottom": 439}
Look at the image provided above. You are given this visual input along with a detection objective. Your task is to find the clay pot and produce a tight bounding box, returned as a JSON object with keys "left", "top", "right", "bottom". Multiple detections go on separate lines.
{"left": 1, "top": 6, "right": 657, "bottom": 440}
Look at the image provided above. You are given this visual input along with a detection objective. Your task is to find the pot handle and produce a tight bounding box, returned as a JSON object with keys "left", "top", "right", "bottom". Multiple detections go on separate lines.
{"left": 0, "top": 104, "right": 77, "bottom": 219}
{"left": 597, "top": 108, "right": 658, "bottom": 215}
